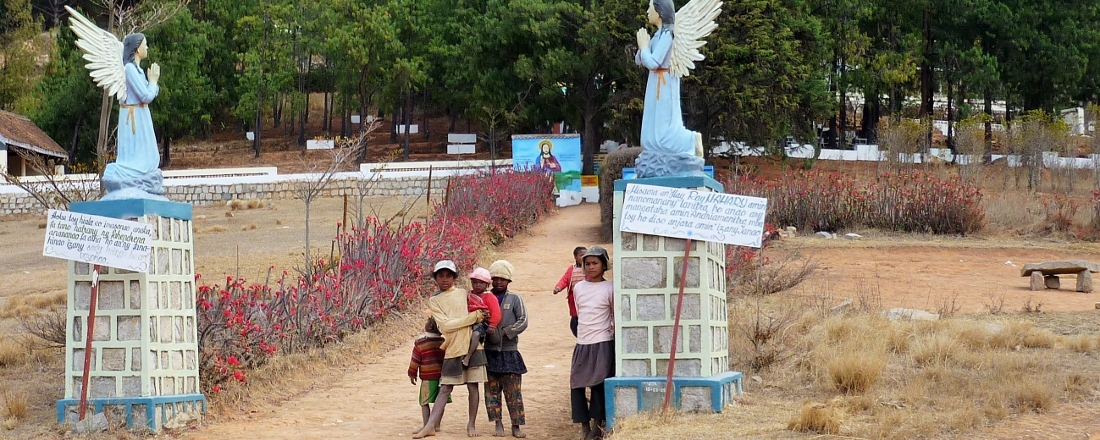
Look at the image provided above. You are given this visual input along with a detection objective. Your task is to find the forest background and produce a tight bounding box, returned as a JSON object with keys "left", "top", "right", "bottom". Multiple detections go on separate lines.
{"left": 2, "top": 0, "right": 1100, "bottom": 173}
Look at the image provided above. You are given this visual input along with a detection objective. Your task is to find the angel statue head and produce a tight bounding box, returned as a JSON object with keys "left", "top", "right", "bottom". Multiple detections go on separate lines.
{"left": 649, "top": 0, "right": 676, "bottom": 27}
{"left": 122, "top": 33, "right": 147, "bottom": 65}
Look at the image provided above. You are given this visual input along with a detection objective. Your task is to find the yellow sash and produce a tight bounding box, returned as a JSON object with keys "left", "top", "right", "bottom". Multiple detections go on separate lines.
{"left": 651, "top": 69, "right": 669, "bottom": 100}
{"left": 120, "top": 104, "right": 147, "bottom": 135}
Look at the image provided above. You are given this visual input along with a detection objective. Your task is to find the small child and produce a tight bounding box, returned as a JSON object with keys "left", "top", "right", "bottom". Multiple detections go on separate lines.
{"left": 554, "top": 246, "right": 588, "bottom": 337}
{"left": 464, "top": 267, "right": 501, "bottom": 367}
{"left": 409, "top": 317, "right": 448, "bottom": 432}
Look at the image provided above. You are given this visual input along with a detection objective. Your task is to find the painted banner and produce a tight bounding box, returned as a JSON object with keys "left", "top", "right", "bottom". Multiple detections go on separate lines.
{"left": 512, "top": 134, "right": 582, "bottom": 191}
{"left": 42, "top": 209, "right": 155, "bottom": 271}
{"left": 619, "top": 183, "right": 768, "bottom": 248}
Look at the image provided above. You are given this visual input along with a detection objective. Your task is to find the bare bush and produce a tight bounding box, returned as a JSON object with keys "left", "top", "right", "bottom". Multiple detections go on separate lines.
{"left": 984, "top": 291, "right": 1006, "bottom": 314}
{"left": 954, "top": 115, "right": 989, "bottom": 182}
{"left": 17, "top": 307, "right": 67, "bottom": 349}
{"left": 735, "top": 252, "right": 817, "bottom": 296}
{"left": 0, "top": 149, "right": 97, "bottom": 211}
{"left": 878, "top": 118, "right": 922, "bottom": 173}
{"left": 734, "top": 299, "right": 801, "bottom": 372}
{"left": 935, "top": 293, "right": 962, "bottom": 318}
{"left": 1021, "top": 297, "right": 1044, "bottom": 314}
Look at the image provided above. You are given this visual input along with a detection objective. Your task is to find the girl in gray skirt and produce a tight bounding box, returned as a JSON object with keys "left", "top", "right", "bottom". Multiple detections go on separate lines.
{"left": 569, "top": 246, "right": 615, "bottom": 439}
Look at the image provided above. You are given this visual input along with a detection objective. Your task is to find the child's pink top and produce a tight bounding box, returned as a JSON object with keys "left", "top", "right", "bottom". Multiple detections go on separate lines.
{"left": 573, "top": 280, "right": 614, "bottom": 345}
{"left": 468, "top": 291, "right": 502, "bottom": 328}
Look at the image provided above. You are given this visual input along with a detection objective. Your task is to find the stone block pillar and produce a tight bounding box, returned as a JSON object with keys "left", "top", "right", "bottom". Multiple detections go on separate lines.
{"left": 605, "top": 175, "right": 742, "bottom": 428}
{"left": 57, "top": 199, "right": 204, "bottom": 432}
{"left": 612, "top": 176, "right": 729, "bottom": 378}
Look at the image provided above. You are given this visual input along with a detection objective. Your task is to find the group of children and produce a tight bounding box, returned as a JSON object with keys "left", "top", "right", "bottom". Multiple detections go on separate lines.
{"left": 408, "top": 246, "right": 615, "bottom": 440}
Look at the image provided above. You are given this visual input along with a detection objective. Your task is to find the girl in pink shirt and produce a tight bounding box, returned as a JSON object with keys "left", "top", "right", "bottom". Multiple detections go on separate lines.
{"left": 569, "top": 246, "right": 615, "bottom": 439}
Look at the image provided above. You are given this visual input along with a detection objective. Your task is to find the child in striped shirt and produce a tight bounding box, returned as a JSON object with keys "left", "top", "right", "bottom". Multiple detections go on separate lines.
{"left": 409, "top": 317, "right": 448, "bottom": 431}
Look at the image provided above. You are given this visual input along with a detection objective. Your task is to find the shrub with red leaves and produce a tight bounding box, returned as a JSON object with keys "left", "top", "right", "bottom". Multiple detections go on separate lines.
{"left": 196, "top": 171, "right": 555, "bottom": 391}
{"left": 724, "top": 170, "right": 985, "bottom": 235}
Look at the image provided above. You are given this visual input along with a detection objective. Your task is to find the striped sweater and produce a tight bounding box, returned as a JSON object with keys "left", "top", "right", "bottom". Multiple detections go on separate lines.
{"left": 408, "top": 332, "right": 445, "bottom": 380}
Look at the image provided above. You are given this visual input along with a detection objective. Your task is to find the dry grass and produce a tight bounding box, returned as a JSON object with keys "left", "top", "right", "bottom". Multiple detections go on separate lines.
{"left": 2, "top": 417, "right": 15, "bottom": 430}
{"left": 241, "top": 223, "right": 257, "bottom": 231}
{"left": 203, "top": 225, "right": 228, "bottom": 234}
{"left": 275, "top": 219, "right": 283, "bottom": 225}
{"left": 3, "top": 391, "right": 27, "bottom": 419}
{"left": 228, "top": 199, "right": 266, "bottom": 211}
{"left": 0, "top": 293, "right": 57, "bottom": 319}
{"left": 827, "top": 353, "right": 886, "bottom": 394}
{"left": 611, "top": 299, "right": 1100, "bottom": 439}
{"left": 1063, "top": 334, "right": 1095, "bottom": 353}
{"left": 0, "top": 340, "right": 25, "bottom": 368}
{"left": 787, "top": 400, "right": 842, "bottom": 434}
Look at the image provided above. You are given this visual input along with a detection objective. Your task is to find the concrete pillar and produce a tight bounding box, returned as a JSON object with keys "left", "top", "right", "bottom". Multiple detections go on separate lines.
{"left": 605, "top": 175, "right": 741, "bottom": 427}
{"left": 58, "top": 199, "right": 204, "bottom": 432}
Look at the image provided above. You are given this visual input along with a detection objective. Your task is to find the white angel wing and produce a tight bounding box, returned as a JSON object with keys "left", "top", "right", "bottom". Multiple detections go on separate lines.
{"left": 65, "top": 6, "right": 127, "bottom": 100}
{"left": 669, "top": 0, "right": 722, "bottom": 78}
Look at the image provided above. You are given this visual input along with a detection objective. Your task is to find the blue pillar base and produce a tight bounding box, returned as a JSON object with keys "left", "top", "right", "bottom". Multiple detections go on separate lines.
{"left": 57, "top": 394, "right": 206, "bottom": 432}
{"left": 604, "top": 371, "right": 743, "bottom": 429}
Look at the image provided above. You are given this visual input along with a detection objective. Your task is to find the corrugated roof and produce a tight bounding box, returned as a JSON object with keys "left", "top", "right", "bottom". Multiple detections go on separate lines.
{"left": 0, "top": 110, "right": 67, "bottom": 159}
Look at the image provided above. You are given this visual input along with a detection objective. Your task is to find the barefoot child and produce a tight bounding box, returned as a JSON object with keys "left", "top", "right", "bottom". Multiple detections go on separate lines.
{"left": 409, "top": 317, "right": 449, "bottom": 432}
{"left": 464, "top": 267, "right": 501, "bottom": 367}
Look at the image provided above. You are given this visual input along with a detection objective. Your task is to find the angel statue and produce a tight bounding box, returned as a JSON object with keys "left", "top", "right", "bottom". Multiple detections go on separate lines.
{"left": 66, "top": 6, "right": 167, "bottom": 201}
{"left": 634, "top": 0, "right": 721, "bottom": 178}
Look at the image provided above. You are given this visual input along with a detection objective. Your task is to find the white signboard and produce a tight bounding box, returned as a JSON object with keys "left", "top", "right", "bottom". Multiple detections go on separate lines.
{"left": 42, "top": 209, "right": 155, "bottom": 272}
{"left": 306, "top": 139, "right": 335, "bottom": 150}
{"left": 619, "top": 183, "right": 768, "bottom": 248}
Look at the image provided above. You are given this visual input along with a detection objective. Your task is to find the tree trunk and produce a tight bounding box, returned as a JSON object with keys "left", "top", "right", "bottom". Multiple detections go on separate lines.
{"left": 946, "top": 79, "right": 955, "bottom": 154}
{"left": 94, "top": 0, "right": 118, "bottom": 176}
{"left": 919, "top": 5, "right": 934, "bottom": 119}
{"left": 322, "top": 92, "right": 330, "bottom": 133}
{"left": 918, "top": 3, "right": 934, "bottom": 154}
{"left": 358, "top": 66, "right": 371, "bottom": 162}
{"left": 162, "top": 136, "right": 171, "bottom": 168}
{"left": 422, "top": 88, "right": 430, "bottom": 140}
{"left": 582, "top": 96, "right": 598, "bottom": 175}
{"left": 273, "top": 94, "right": 282, "bottom": 128}
{"left": 403, "top": 91, "right": 412, "bottom": 160}
{"left": 68, "top": 117, "right": 83, "bottom": 171}
{"left": 391, "top": 105, "right": 399, "bottom": 144}
{"left": 984, "top": 90, "right": 993, "bottom": 160}
{"left": 861, "top": 92, "right": 881, "bottom": 144}
{"left": 449, "top": 108, "right": 457, "bottom": 132}
{"left": 298, "top": 94, "right": 308, "bottom": 146}
{"left": 253, "top": 110, "right": 262, "bottom": 158}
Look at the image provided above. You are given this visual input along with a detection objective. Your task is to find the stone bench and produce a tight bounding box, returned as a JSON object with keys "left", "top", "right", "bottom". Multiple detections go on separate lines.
{"left": 1021, "top": 260, "right": 1098, "bottom": 293}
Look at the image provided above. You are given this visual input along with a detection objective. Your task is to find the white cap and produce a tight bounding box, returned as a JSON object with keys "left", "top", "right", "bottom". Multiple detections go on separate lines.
{"left": 433, "top": 260, "right": 458, "bottom": 275}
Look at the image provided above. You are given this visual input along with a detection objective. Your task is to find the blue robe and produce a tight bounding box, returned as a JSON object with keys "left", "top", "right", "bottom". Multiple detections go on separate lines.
{"left": 634, "top": 28, "right": 704, "bottom": 178}
{"left": 104, "top": 62, "right": 160, "bottom": 182}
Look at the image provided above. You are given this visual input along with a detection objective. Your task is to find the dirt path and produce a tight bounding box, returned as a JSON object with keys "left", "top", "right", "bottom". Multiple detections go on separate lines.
{"left": 185, "top": 203, "right": 607, "bottom": 439}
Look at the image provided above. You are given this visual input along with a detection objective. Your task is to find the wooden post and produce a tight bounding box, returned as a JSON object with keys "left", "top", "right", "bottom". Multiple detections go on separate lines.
{"left": 663, "top": 239, "right": 692, "bottom": 411}
{"left": 342, "top": 194, "right": 348, "bottom": 234}
{"left": 78, "top": 264, "right": 101, "bottom": 420}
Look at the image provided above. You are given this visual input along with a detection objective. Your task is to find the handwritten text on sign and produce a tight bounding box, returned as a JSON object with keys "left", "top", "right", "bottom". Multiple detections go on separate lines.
{"left": 619, "top": 183, "right": 768, "bottom": 248}
{"left": 42, "top": 209, "right": 155, "bottom": 272}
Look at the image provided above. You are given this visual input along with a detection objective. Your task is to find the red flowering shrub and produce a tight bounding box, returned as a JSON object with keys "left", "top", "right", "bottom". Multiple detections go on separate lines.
{"left": 438, "top": 170, "right": 555, "bottom": 244}
{"left": 723, "top": 170, "right": 985, "bottom": 235}
{"left": 197, "top": 171, "right": 554, "bottom": 392}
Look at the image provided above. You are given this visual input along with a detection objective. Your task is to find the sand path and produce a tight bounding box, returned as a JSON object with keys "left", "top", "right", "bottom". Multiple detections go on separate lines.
{"left": 186, "top": 203, "right": 607, "bottom": 439}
